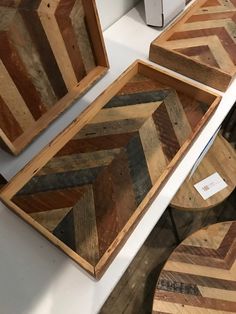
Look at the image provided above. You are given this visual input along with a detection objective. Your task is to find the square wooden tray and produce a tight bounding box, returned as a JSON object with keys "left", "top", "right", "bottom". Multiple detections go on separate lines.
{"left": 149, "top": 0, "right": 236, "bottom": 92}
{"left": 0, "top": 60, "right": 221, "bottom": 279}
{"left": 0, "top": 0, "right": 109, "bottom": 155}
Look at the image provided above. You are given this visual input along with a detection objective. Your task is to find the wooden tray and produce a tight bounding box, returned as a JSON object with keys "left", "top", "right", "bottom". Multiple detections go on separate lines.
{"left": 0, "top": 0, "right": 109, "bottom": 155}
{"left": 149, "top": 0, "right": 236, "bottom": 91}
{"left": 0, "top": 60, "right": 221, "bottom": 279}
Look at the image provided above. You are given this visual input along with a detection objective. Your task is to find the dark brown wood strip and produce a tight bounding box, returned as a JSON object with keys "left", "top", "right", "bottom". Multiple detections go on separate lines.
{"left": 217, "top": 222, "right": 236, "bottom": 257}
{"left": 0, "top": 175, "right": 7, "bottom": 189}
{"left": 0, "top": 95, "right": 23, "bottom": 141}
{"left": 174, "top": 244, "right": 223, "bottom": 259}
{"left": 0, "top": 30, "right": 46, "bottom": 120}
{"left": 203, "top": 0, "right": 220, "bottom": 6}
{"left": 94, "top": 150, "right": 137, "bottom": 257}
{"left": 186, "top": 12, "right": 236, "bottom": 23}
{"left": 19, "top": 0, "right": 42, "bottom": 10}
{"left": 117, "top": 80, "right": 169, "bottom": 96}
{"left": 56, "top": 133, "right": 137, "bottom": 156}
{"left": 55, "top": 0, "right": 86, "bottom": 82}
{"left": 176, "top": 45, "right": 219, "bottom": 68}
{"left": 0, "top": 1, "right": 19, "bottom": 8}
{"left": 153, "top": 103, "right": 181, "bottom": 161}
{"left": 19, "top": 9, "right": 68, "bottom": 99}
{"left": 170, "top": 251, "right": 233, "bottom": 270}
{"left": 12, "top": 187, "right": 87, "bottom": 213}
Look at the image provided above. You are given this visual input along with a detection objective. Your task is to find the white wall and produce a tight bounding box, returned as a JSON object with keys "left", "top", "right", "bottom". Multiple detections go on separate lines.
{"left": 96, "top": 0, "right": 140, "bottom": 30}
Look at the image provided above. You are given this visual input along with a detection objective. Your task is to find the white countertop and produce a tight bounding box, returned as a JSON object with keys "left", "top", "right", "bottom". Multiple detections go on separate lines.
{"left": 0, "top": 3, "right": 235, "bottom": 314}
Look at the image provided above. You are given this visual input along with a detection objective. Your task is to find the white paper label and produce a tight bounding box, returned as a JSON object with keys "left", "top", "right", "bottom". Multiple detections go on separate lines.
{"left": 194, "top": 172, "right": 228, "bottom": 200}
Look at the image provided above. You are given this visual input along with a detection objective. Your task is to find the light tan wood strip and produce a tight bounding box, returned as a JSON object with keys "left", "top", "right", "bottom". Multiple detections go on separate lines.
{"left": 164, "top": 91, "right": 192, "bottom": 145}
{"left": 183, "top": 223, "right": 232, "bottom": 249}
{"left": 162, "top": 36, "right": 214, "bottom": 49}
{"left": 92, "top": 102, "right": 162, "bottom": 124}
{"left": 70, "top": 0, "right": 96, "bottom": 73}
{"left": 38, "top": 149, "right": 121, "bottom": 175}
{"left": 197, "top": 5, "right": 236, "bottom": 14}
{"left": 139, "top": 116, "right": 167, "bottom": 185}
{"left": 208, "top": 36, "right": 235, "bottom": 72}
{"left": 153, "top": 300, "right": 236, "bottom": 313}
{"left": 37, "top": 0, "right": 78, "bottom": 90}
{"left": 198, "top": 286, "right": 236, "bottom": 302}
{"left": 31, "top": 207, "right": 71, "bottom": 232}
{"left": 74, "top": 185, "right": 100, "bottom": 266}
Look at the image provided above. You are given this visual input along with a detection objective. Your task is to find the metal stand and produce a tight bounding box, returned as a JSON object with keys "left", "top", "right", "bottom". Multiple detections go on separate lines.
{"left": 167, "top": 206, "right": 181, "bottom": 244}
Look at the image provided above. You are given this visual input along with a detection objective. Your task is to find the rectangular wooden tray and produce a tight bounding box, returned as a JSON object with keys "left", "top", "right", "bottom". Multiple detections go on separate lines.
{"left": 0, "top": 0, "right": 109, "bottom": 155}
{"left": 149, "top": 0, "right": 236, "bottom": 92}
{"left": 0, "top": 60, "right": 221, "bottom": 279}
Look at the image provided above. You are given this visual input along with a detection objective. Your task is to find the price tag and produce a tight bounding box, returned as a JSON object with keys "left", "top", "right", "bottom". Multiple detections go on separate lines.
{"left": 194, "top": 172, "right": 228, "bottom": 200}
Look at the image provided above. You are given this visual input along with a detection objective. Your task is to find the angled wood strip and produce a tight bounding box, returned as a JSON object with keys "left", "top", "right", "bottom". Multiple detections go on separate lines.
{"left": 150, "top": 0, "right": 236, "bottom": 91}
{"left": 0, "top": 0, "right": 108, "bottom": 155}
{"left": 152, "top": 221, "right": 236, "bottom": 313}
{"left": 0, "top": 61, "right": 221, "bottom": 278}
{"left": 0, "top": 60, "right": 35, "bottom": 132}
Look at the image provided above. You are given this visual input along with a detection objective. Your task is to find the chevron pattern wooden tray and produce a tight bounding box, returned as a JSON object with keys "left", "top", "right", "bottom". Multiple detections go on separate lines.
{"left": 0, "top": 0, "right": 108, "bottom": 155}
{"left": 152, "top": 221, "right": 236, "bottom": 313}
{"left": 149, "top": 0, "right": 236, "bottom": 91}
{"left": 0, "top": 60, "right": 221, "bottom": 278}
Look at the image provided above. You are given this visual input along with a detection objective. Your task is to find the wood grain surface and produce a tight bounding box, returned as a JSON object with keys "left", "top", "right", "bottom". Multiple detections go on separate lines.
{"left": 150, "top": 0, "right": 236, "bottom": 91}
{"left": 0, "top": 60, "right": 221, "bottom": 278}
{"left": 0, "top": 0, "right": 108, "bottom": 155}
{"left": 152, "top": 221, "right": 236, "bottom": 313}
{"left": 171, "top": 134, "right": 236, "bottom": 211}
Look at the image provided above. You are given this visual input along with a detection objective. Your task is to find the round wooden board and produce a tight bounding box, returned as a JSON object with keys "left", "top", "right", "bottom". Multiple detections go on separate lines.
{"left": 171, "top": 135, "right": 236, "bottom": 211}
{"left": 152, "top": 221, "right": 236, "bottom": 313}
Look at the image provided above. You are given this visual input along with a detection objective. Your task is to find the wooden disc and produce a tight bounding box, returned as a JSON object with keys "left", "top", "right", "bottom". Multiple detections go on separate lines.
{"left": 171, "top": 135, "right": 236, "bottom": 211}
{"left": 152, "top": 221, "right": 236, "bottom": 313}
{"left": 0, "top": 174, "right": 6, "bottom": 190}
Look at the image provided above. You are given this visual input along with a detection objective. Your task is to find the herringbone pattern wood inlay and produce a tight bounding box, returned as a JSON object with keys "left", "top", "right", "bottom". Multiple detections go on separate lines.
{"left": 11, "top": 72, "right": 212, "bottom": 273}
{"left": 0, "top": 61, "right": 219, "bottom": 277}
{"left": 0, "top": 0, "right": 108, "bottom": 154}
{"left": 150, "top": 0, "right": 236, "bottom": 91}
{"left": 153, "top": 221, "right": 236, "bottom": 313}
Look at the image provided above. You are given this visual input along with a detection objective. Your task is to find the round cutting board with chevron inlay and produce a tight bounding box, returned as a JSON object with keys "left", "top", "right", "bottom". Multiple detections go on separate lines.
{"left": 152, "top": 221, "right": 236, "bottom": 313}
